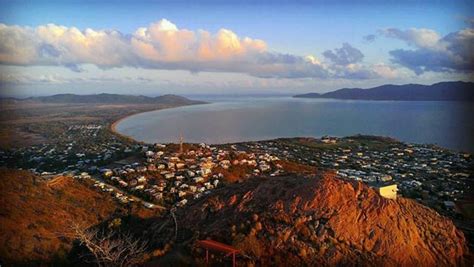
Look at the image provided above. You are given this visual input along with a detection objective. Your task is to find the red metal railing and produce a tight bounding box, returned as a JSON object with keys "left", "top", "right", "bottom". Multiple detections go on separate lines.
{"left": 196, "top": 239, "right": 240, "bottom": 267}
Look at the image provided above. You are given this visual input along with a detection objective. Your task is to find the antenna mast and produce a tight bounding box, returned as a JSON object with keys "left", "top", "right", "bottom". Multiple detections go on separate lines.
{"left": 179, "top": 133, "right": 184, "bottom": 155}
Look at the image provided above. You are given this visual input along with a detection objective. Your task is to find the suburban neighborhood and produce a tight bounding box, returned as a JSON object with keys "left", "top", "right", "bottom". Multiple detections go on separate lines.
{"left": 1, "top": 132, "right": 472, "bottom": 219}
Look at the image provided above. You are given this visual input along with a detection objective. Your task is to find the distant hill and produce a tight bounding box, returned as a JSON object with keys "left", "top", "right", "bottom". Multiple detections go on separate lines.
{"left": 26, "top": 93, "right": 206, "bottom": 105}
{"left": 294, "top": 81, "right": 474, "bottom": 101}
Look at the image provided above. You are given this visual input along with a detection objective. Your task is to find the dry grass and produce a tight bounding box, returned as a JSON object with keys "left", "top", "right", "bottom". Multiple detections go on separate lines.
{"left": 0, "top": 169, "right": 120, "bottom": 264}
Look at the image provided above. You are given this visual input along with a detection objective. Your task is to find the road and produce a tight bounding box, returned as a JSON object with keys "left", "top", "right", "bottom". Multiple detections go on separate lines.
{"left": 89, "top": 174, "right": 167, "bottom": 211}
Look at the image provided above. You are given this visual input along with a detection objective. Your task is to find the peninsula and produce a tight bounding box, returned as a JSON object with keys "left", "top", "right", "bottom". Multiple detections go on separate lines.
{"left": 294, "top": 81, "right": 474, "bottom": 101}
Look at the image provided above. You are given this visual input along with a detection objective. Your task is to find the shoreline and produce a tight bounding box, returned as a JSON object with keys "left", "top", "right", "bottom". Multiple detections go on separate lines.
{"left": 109, "top": 102, "right": 209, "bottom": 144}
{"left": 109, "top": 113, "right": 141, "bottom": 144}
{"left": 107, "top": 103, "right": 468, "bottom": 153}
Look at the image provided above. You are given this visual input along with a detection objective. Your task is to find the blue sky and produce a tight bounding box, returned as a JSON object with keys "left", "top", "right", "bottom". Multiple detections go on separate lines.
{"left": 0, "top": 0, "right": 472, "bottom": 96}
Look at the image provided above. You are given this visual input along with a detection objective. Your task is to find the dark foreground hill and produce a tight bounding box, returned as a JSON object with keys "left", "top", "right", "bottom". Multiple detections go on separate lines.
{"left": 26, "top": 93, "right": 205, "bottom": 105}
{"left": 0, "top": 169, "right": 123, "bottom": 265}
{"left": 168, "top": 173, "right": 468, "bottom": 266}
{"left": 294, "top": 81, "right": 474, "bottom": 101}
{"left": 0, "top": 169, "right": 470, "bottom": 266}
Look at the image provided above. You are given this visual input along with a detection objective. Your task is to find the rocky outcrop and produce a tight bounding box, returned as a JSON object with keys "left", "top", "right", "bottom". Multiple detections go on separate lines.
{"left": 179, "top": 173, "right": 468, "bottom": 266}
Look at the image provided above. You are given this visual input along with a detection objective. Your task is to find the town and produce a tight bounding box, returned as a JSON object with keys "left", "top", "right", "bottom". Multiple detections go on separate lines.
{"left": 0, "top": 123, "right": 139, "bottom": 175}
{"left": 1, "top": 124, "right": 473, "bottom": 260}
{"left": 231, "top": 136, "right": 472, "bottom": 216}
{"left": 1, "top": 132, "right": 472, "bottom": 218}
{"left": 69, "top": 141, "right": 287, "bottom": 209}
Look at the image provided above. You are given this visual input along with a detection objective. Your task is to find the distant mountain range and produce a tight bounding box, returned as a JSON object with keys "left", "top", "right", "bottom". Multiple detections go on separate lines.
{"left": 18, "top": 93, "right": 206, "bottom": 105}
{"left": 294, "top": 81, "right": 474, "bottom": 101}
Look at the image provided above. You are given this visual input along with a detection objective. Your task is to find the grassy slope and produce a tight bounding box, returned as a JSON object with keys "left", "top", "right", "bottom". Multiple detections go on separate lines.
{"left": 0, "top": 169, "right": 120, "bottom": 265}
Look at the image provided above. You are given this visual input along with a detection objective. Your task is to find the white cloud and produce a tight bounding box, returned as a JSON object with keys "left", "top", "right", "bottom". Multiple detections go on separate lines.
{"left": 379, "top": 27, "right": 474, "bottom": 74}
{"left": 380, "top": 28, "right": 442, "bottom": 50}
{"left": 372, "top": 63, "right": 404, "bottom": 79}
{"left": 0, "top": 71, "right": 152, "bottom": 85}
{"left": 0, "top": 20, "right": 270, "bottom": 74}
{"left": 0, "top": 19, "right": 391, "bottom": 80}
{"left": 0, "top": 24, "right": 38, "bottom": 64}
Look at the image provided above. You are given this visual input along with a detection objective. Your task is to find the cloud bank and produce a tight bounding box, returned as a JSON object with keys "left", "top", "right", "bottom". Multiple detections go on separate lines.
{"left": 0, "top": 19, "right": 388, "bottom": 80}
{"left": 0, "top": 20, "right": 324, "bottom": 79}
{"left": 322, "top": 43, "right": 394, "bottom": 80}
{"left": 380, "top": 27, "right": 474, "bottom": 74}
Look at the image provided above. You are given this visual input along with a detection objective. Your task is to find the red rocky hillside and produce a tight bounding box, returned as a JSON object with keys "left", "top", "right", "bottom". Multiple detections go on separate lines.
{"left": 178, "top": 173, "right": 468, "bottom": 266}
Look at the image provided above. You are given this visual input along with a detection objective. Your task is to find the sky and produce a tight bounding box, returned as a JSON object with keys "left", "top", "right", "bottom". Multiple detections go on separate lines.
{"left": 0, "top": 0, "right": 473, "bottom": 97}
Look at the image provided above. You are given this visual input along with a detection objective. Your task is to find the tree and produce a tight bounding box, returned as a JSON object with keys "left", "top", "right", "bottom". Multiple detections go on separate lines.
{"left": 71, "top": 223, "right": 148, "bottom": 267}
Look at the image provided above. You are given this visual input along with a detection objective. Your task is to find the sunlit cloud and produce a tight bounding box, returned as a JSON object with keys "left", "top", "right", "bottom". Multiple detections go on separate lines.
{"left": 0, "top": 19, "right": 392, "bottom": 80}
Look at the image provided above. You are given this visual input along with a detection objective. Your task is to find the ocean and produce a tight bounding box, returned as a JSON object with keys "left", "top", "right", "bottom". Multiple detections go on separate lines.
{"left": 115, "top": 96, "right": 474, "bottom": 152}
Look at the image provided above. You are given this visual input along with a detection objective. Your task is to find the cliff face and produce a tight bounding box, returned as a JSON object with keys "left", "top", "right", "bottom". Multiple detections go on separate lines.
{"left": 180, "top": 173, "right": 468, "bottom": 266}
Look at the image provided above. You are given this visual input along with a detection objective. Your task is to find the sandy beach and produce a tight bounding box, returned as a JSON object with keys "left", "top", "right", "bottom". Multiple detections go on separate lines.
{"left": 109, "top": 112, "right": 147, "bottom": 144}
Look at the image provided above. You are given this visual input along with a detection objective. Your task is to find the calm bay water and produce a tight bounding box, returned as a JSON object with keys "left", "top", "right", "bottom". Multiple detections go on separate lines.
{"left": 116, "top": 96, "right": 474, "bottom": 152}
